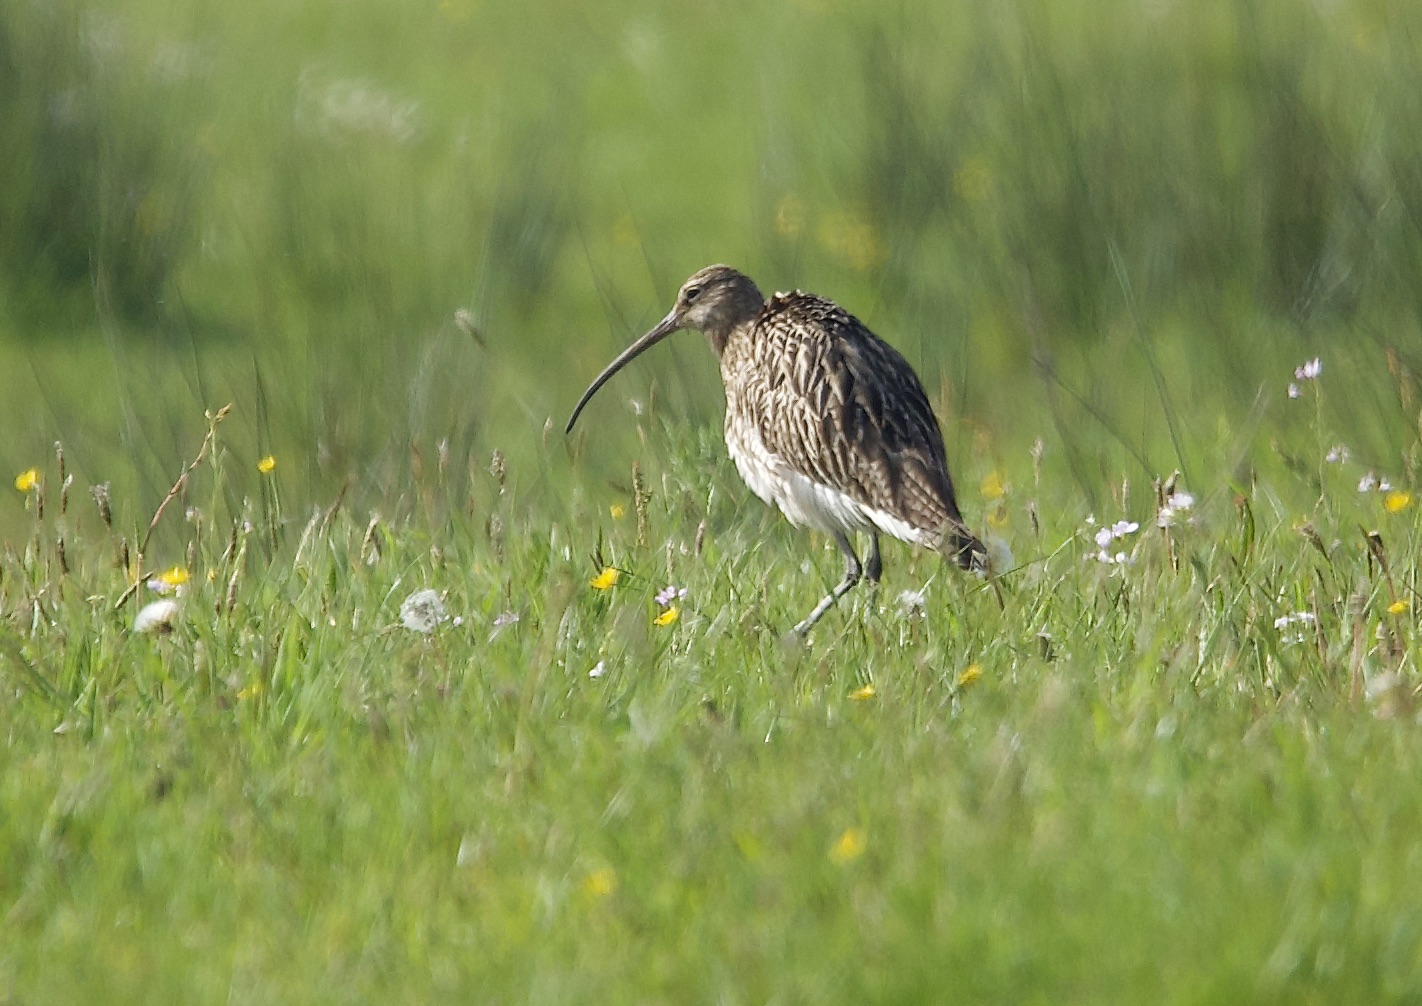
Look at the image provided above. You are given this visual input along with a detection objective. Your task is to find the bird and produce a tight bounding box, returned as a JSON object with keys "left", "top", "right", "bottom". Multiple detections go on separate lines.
{"left": 566, "top": 264, "right": 989, "bottom": 634}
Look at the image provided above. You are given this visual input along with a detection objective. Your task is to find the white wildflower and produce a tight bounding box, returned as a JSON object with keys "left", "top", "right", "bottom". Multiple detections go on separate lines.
{"left": 1090, "top": 518, "right": 1139, "bottom": 564}
{"left": 1294, "top": 358, "right": 1322, "bottom": 381}
{"left": 1287, "top": 383, "right": 1301, "bottom": 399}
{"left": 1325, "top": 445, "right": 1350, "bottom": 464}
{"left": 589, "top": 660, "right": 607, "bottom": 679}
{"left": 1273, "top": 611, "right": 1316, "bottom": 645}
{"left": 1156, "top": 491, "right": 1196, "bottom": 528}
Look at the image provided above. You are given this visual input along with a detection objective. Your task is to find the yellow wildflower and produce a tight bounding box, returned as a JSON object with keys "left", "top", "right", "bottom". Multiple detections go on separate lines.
{"left": 257, "top": 455, "right": 276, "bottom": 474}
{"left": 590, "top": 567, "right": 620, "bottom": 590}
{"left": 980, "top": 470, "right": 1007, "bottom": 500}
{"left": 817, "top": 209, "right": 887, "bottom": 272}
{"left": 987, "top": 506, "right": 1009, "bottom": 530}
{"left": 774, "top": 195, "right": 806, "bottom": 239}
{"left": 953, "top": 157, "right": 995, "bottom": 202}
{"left": 1385, "top": 491, "right": 1412, "bottom": 513}
{"left": 611, "top": 213, "right": 640, "bottom": 247}
{"left": 582, "top": 867, "right": 617, "bottom": 899}
{"left": 237, "top": 681, "right": 265, "bottom": 701}
{"left": 13, "top": 468, "right": 39, "bottom": 493}
{"left": 956, "top": 663, "right": 983, "bottom": 688}
{"left": 609, "top": 504, "right": 626, "bottom": 519}
{"left": 653, "top": 604, "right": 679, "bottom": 627}
{"left": 734, "top": 831, "right": 764, "bottom": 861}
{"left": 828, "top": 827, "right": 866, "bottom": 865}
{"left": 157, "top": 566, "right": 190, "bottom": 588}
{"left": 1388, "top": 599, "right": 1410, "bottom": 616}
{"left": 437, "top": 0, "right": 473, "bottom": 24}
{"left": 849, "top": 683, "right": 876, "bottom": 701}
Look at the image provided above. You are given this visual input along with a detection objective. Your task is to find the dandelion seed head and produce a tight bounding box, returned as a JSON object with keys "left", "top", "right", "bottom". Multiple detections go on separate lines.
{"left": 134, "top": 598, "right": 180, "bottom": 634}
{"left": 986, "top": 535, "right": 1014, "bottom": 571}
{"left": 895, "top": 588, "right": 928, "bottom": 618}
{"left": 399, "top": 589, "right": 448, "bottom": 633}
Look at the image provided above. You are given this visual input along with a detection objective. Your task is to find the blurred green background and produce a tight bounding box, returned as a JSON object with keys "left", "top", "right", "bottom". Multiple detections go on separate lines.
{"left": 2, "top": 0, "right": 1421, "bottom": 538}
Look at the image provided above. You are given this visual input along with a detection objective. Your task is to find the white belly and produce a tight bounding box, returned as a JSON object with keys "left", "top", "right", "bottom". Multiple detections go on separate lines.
{"left": 724, "top": 417, "right": 930, "bottom": 546}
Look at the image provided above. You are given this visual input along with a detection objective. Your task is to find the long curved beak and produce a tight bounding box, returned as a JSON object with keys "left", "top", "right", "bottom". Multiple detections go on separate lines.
{"left": 565, "top": 310, "right": 681, "bottom": 433}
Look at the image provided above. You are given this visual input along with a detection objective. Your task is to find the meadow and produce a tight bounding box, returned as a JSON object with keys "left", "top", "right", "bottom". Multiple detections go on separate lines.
{"left": 3, "top": 0, "right": 1422, "bottom": 1001}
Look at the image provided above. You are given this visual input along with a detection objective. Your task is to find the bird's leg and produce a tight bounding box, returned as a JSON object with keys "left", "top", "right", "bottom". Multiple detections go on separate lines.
{"left": 793, "top": 531, "right": 863, "bottom": 635}
{"left": 865, "top": 533, "right": 883, "bottom": 584}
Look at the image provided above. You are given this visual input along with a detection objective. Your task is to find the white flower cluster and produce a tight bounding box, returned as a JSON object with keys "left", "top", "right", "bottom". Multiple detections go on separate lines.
{"left": 1156, "top": 492, "right": 1195, "bottom": 528}
{"left": 1358, "top": 472, "right": 1394, "bottom": 494}
{"left": 1273, "top": 611, "right": 1316, "bottom": 645}
{"left": 1093, "top": 520, "right": 1139, "bottom": 565}
{"left": 1287, "top": 357, "right": 1322, "bottom": 399}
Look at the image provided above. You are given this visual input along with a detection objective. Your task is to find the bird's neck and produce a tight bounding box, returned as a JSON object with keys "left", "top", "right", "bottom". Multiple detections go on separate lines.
{"left": 703, "top": 324, "right": 735, "bottom": 358}
{"left": 702, "top": 300, "right": 765, "bottom": 358}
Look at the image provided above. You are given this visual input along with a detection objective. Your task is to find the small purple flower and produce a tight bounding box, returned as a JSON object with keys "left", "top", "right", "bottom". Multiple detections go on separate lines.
{"left": 654, "top": 585, "right": 688, "bottom": 608}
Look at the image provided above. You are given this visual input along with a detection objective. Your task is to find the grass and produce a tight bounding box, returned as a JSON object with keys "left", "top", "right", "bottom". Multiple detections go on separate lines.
{"left": 4, "top": 0, "right": 1422, "bottom": 1000}
{"left": 4, "top": 384, "right": 1422, "bottom": 1002}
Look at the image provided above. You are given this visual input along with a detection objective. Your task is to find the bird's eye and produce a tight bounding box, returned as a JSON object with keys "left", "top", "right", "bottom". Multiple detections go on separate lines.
{"left": 684, "top": 286, "right": 702, "bottom": 303}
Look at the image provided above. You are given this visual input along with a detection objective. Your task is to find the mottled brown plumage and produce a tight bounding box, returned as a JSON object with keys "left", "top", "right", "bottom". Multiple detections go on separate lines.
{"left": 567, "top": 264, "right": 986, "bottom": 634}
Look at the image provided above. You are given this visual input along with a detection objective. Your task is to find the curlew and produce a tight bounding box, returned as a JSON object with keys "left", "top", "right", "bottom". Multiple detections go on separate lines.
{"left": 566, "top": 264, "right": 989, "bottom": 634}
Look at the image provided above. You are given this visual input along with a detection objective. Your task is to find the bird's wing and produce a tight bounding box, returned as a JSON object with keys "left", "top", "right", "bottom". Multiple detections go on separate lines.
{"left": 748, "top": 294, "right": 977, "bottom": 555}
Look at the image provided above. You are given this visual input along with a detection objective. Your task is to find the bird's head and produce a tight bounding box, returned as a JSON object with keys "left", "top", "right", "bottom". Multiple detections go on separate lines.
{"left": 669, "top": 265, "right": 765, "bottom": 341}
{"left": 565, "top": 265, "right": 764, "bottom": 433}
